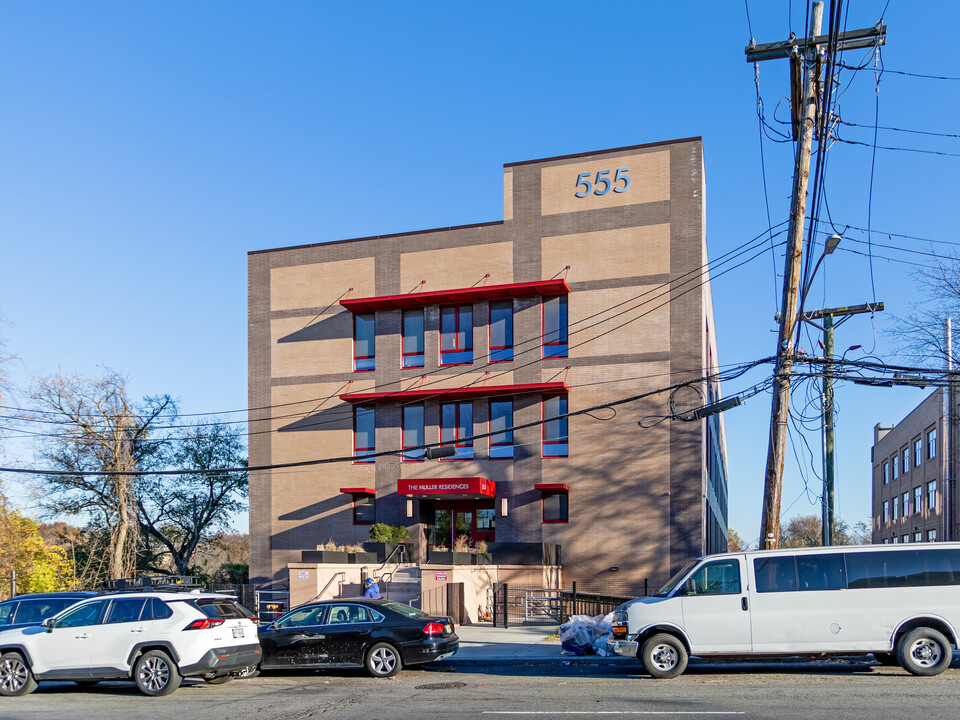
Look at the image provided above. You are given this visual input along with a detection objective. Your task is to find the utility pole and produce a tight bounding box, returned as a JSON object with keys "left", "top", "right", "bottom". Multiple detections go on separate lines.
{"left": 945, "top": 319, "right": 955, "bottom": 542}
{"left": 803, "top": 302, "right": 884, "bottom": 545}
{"left": 746, "top": 5, "right": 886, "bottom": 549}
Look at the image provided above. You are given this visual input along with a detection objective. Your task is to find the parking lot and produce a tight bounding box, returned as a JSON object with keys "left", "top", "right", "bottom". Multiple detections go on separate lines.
{"left": 2, "top": 660, "right": 959, "bottom": 720}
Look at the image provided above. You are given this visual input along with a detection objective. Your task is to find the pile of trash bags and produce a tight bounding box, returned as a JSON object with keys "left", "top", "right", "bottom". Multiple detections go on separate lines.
{"left": 559, "top": 612, "right": 615, "bottom": 656}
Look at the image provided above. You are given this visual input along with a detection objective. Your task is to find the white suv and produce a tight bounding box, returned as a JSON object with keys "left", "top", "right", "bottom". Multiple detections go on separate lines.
{"left": 0, "top": 591, "right": 261, "bottom": 697}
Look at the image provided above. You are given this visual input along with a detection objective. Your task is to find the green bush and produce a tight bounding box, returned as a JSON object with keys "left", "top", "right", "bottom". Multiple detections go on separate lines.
{"left": 369, "top": 524, "right": 409, "bottom": 543}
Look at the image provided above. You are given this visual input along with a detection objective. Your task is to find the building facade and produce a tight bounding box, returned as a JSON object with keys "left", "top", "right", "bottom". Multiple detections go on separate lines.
{"left": 248, "top": 138, "right": 728, "bottom": 595}
{"left": 872, "top": 389, "right": 956, "bottom": 544}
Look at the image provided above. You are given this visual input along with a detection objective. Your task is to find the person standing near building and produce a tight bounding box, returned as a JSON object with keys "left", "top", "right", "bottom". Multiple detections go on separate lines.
{"left": 362, "top": 577, "right": 381, "bottom": 598}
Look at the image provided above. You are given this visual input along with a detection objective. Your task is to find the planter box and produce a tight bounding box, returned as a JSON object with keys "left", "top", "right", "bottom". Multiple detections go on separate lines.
{"left": 348, "top": 552, "right": 379, "bottom": 564}
{"left": 451, "top": 552, "right": 474, "bottom": 565}
{"left": 362, "top": 542, "right": 417, "bottom": 563}
{"left": 484, "top": 542, "right": 562, "bottom": 566}
{"left": 300, "top": 550, "right": 348, "bottom": 564}
{"left": 473, "top": 552, "right": 492, "bottom": 566}
{"left": 427, "top": 550, "right": 452, "bottom": 565}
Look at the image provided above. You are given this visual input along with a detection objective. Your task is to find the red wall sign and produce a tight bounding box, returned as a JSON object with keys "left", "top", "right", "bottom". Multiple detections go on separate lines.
{"left": 397, "top": 477, "right": 496, "bottom": 497}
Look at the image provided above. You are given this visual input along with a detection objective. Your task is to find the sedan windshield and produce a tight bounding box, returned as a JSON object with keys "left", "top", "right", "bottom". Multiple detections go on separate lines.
{"left": 654, "top": 560, "right": 700, "bottom": 597}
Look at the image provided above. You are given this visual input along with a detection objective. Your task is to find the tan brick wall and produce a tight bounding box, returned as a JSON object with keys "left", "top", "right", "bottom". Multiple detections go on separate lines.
{"left": 400, "top": 241, "right": 513, "bottom": 293}
{"left": 542, "top": 224, "right": 670, "bottom": 282}
{"left": 567, "top": 286, "right": 671, "bottom": 357}
{"left": 270, "top": 258, "right": 375, "bottom": 311}
{"left": 540, "top": 150, "right": 670, "bottom": 216}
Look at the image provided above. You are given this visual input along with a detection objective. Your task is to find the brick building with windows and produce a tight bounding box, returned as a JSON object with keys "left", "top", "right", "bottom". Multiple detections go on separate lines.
{"left": 248, "top": 138, "right": 728, "bottom": 595}
{"left": 873, "top": 389, "right": 957, "bottom": 544}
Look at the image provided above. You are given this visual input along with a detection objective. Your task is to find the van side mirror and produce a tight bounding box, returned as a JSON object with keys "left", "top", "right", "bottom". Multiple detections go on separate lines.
{"left": 42, "top": 618, "right": 54, "bottom": 633}
{"left": 684, "top": 578, "right": 696, "bottom": 596}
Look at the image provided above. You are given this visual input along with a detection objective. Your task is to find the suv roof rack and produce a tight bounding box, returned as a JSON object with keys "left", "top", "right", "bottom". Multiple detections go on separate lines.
{"left": 100, "top": 575, "right": 206, "bottom": 593}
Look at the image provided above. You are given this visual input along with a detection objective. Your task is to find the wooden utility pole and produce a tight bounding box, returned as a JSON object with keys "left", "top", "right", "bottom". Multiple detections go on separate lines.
{"left": 745, "top": 5, "right": 886, "bottom": 549}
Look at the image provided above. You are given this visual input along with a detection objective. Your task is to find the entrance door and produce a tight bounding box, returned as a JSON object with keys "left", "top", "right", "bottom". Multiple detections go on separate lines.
{"left": 426, "top": 500, "right": 495, "bottom": 547}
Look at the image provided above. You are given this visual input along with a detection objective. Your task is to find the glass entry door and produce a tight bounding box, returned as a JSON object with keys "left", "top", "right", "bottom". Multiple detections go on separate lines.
{"left": 425, "top": 500, "right": 494, "bottom": 547}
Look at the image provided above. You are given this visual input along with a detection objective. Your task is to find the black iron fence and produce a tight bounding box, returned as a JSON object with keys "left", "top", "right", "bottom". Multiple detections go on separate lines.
{"left": 420, "top": 582, "right": 466, "bottom": 624}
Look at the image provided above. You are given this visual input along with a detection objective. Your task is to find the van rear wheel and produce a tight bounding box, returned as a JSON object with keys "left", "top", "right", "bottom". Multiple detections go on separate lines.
{"left": 897, "top": 627, "right": 952, "bottom": 676}
{"left": 640, "top": 633, "right": 688, "bottom": 679}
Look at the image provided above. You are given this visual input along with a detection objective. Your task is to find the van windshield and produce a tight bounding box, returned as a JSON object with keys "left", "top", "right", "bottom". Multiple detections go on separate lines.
{"left": 654, "top": 560, "right": 699, "bottom": 597}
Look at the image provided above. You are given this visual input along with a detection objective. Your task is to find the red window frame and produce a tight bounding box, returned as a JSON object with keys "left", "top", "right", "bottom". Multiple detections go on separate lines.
{"left": 353, "top": 406, "right": 375, "bottom": 463}
{"left": 439, "top": 402, "right": 473, "bottom": 460}
{"left": 542, "top": 396, "right": 569, "bottom": 458}
{"left": 488, "top": 300, "right": 514, "bottom": 363}
{"left": 488, "top": 399, "right": 514, "bottom": 459}
{"left": 440, "top": 304, "right": 473, "bottom": 365}
{"left": 541, "top": 490, "right": 568, "bottom": 524}
{"left": 353, "top": 313, "right": 376, "bottom": 372}
{"left": 542, "top": 296, "right": 568, "bottom": 358}
{"left": 402, "top": 405, "right": 425, "bottom": 462}
{"left": 402, "top": 308, "right": 425, "bottom": 368}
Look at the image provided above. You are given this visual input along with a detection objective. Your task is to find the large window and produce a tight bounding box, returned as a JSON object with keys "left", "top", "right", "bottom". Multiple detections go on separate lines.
{"left": 542, "top": 490, "right": 568, "bottom": 524}
{"left": 754, "top": 554, "right": 846, "bottom": 593}
{"left": 402, "top": 405, "right": 425, "bottom": 461}
{"left": 440, "top": 402, "right": 473, "bottom": 460}
{"left": 902, "top": 448, "right": 910, "bottom": 474}
{"left": 928, "top": 480, "right": 937, "bottom": 510}
{"left": 402, "top": 309, "right": 425, "bottom": 368}
{"left": 543, "top": 396, "right": 569, "bottom": 457}
{"left": 543, "top": 296, "right": 568, "bottom": 358}
{"left": 489, "top": 300, "right": 514, "bottom": 362}
{"left": 882, "top": 501, "right": 889, "bottom": 523}
{"left": 353, "top": 495, "right": 375, "bottom": 525}
{"left": 892, "top": 455, "right": 899, "bottom": 479}
{"left": 928, "top": 428, "right": 937, "bottom": 460}
{"left": 902, "top": 491, "right": 910, "bottom": 516}
{"left": 845, "top": 549, "right": 960, "bottom": 588}
{"left": 353, "top": 406, "right": 375, "bottom": 463}
{"left": 353, "top": 313, "right": 376, "bottom": 371}
{"left": 882, "top": 462, "right": 889, "bottom": 485}
{"left": 914, "top": 438, "right": 922, "bottom": 468}
{"left": 914, "top": 486, "right": 922, "bottom": 515}
{"left": 440, "top": 305, "right": 473, "bottom": 364}
{"left": 893, "top": 496, "right": 899, "bottom": 520}
{"left": 489, "top": 400, "right": 514, "bottom": 459}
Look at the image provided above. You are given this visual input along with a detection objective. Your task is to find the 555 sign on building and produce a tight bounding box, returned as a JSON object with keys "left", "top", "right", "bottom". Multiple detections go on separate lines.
{"left": 574, "top": 167, "right": 631, "bottom": 197}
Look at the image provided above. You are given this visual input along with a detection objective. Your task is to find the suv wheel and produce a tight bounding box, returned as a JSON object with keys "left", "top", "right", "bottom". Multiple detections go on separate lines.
{"left": 0, "top": 652, "right": 37, "bottom": 697}
{"left": 134, "top": 650, "right": 182, "bottom": 696}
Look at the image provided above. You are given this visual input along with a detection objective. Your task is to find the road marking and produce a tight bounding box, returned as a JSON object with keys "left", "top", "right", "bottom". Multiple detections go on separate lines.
{"left": 482, "top": 713, "right": 745, "bottom": 716}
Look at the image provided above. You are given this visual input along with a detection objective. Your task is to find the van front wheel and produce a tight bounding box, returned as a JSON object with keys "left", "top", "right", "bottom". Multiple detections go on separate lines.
{"left": 897, "top": 627, "right": 952, "bottom": 676}
{"left": 640, "top": 633, "right": 688, "bottom": 679}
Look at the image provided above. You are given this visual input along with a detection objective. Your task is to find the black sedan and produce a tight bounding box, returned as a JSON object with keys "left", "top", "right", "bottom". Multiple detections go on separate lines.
{"left": 257, "top": 598, "right": 458, "bottom": 677}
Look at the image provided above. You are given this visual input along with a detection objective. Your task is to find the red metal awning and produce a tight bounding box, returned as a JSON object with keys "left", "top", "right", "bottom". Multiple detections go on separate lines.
{"left": 340, "top": 279, "right": 569, "bottom": 313}
{"left": 398, "top": 477, "right": 496, "bottom": 499}
{"left": 340, "top": 381, "right": 568, "bottom": 405}
{"left": 339, "top": 487, "right": 376, "bottom": 496}
{"left": 534, "top": 483, "right": 570, "bottom": 492}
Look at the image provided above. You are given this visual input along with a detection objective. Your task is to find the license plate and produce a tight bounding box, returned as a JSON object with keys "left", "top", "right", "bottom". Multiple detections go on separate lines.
{"left": 233, "top": 627, "right": 244, "bottom": 638}
{"left": 444, "top": 624, "right": 452, "bottom": 634}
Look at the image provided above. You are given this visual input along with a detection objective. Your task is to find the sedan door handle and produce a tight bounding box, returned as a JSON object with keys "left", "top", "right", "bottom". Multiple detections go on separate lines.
{"left": 357, "top": 630, "right": 370, "bottom": 636}
{"left": 741, "top": 597, "right": 749, "bottom": 611}
{"left": 131, "top": 627, "right": 144, "bottom": 633}
{"left": 75, "top": 633, "right": 89, "bottom": 639}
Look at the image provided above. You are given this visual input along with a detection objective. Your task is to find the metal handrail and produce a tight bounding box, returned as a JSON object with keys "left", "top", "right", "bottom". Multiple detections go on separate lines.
{"left": 376, "top": 544, "right": 405, "bottom": 573}
{"left": 308, "top": 571, "right": 345, "bottom": 603}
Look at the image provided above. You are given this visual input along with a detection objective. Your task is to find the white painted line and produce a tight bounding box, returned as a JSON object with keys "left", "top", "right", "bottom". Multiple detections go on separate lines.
{"left": 482, "top": 713, "right": 746, "bottom": 716}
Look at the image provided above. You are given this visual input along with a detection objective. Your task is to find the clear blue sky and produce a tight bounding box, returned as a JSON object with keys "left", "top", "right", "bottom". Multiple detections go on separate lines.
{"left": 1, "top": 1, "right": 957, "bottom": 543}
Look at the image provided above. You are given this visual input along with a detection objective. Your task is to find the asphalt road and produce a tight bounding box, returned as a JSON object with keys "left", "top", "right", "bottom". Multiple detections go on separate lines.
{"left": 1, "top": 660, "right": 957, "bottom": 720}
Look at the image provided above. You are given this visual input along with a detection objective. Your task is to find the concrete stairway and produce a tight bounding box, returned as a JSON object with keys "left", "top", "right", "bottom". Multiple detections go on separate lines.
{"left": 381, "top": 564, "right": 421, "bottom": 605}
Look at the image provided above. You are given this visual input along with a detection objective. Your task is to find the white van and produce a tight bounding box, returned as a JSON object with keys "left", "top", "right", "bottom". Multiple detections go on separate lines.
{"left": 608, "top": 543, "right": 960, "bottom": 678}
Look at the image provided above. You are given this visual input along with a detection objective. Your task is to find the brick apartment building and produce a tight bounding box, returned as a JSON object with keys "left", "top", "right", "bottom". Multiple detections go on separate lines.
{"left": 873, "top": 389, "right": 959, "bottom": 544}
{"left": 248, "top": 137, "right": 728, "bottom": 594}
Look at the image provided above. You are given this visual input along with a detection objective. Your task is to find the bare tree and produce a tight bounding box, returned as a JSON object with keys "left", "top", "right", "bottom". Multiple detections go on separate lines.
{"left": 779, "top": 514, "right": 869, "bottom": 548}
{"left": 136, "top": 419, "right": 247, "bottom": 576}
{"left": 891, "top": 252, "right": 960, "bottom": 367}
{"left": 29, "top": 371, "right": 172, "bottom": 579}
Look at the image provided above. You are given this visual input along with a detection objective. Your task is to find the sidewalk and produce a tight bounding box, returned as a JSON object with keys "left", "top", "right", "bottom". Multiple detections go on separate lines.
{"left": 435, "top": 622, "right": 632, "bottom": 666}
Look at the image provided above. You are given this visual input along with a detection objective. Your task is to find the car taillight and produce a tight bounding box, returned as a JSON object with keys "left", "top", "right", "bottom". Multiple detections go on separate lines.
{"left": 423, "top": 622, "right": 445, "bottom": 635}
{"left": 184, "top": 618, "right": 226, "bottom": 631}
{"left": 248, "top": 617, "right": 258, "bottom": 624}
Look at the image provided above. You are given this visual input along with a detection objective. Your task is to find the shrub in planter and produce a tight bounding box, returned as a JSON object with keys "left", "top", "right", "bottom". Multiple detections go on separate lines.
{"left": 369, "top": 523, "right": 410, "bottom": 543}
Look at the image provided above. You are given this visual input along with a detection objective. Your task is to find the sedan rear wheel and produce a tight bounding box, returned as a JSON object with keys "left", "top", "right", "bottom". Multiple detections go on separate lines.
{"left": 365, "top": 642, "right": 402, "bottom": 678}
